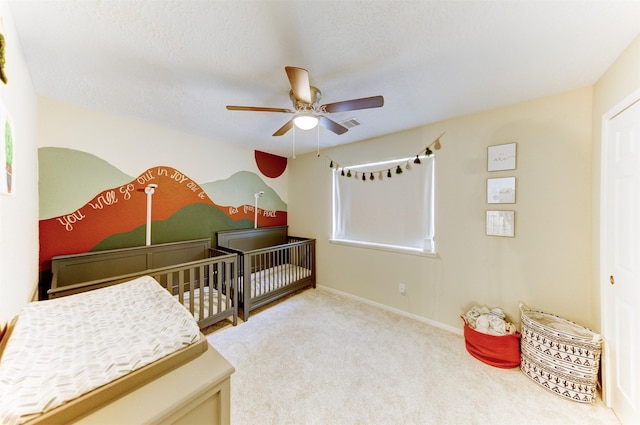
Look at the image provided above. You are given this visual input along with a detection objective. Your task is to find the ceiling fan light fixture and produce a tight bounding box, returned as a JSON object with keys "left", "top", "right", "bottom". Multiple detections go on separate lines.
{"left": 293, "top": 114, "right": 319, "bottom": 130}
{"left": 227, "top": 67, "right": 383, "bottom": 137}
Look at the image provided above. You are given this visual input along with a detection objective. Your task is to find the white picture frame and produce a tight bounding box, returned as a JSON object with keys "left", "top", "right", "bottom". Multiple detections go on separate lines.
{"left": 486, "top": 210, "right": 515, "bottom": 237}
{"left": 487, "top": 142, "right": 516, "bottom": 171}
{"left": 487, "top": 177, "right": 516, "bottom": 204}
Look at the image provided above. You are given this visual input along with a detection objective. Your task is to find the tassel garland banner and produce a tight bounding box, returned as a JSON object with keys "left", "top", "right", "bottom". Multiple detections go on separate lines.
{"left": 327, "top": 132, "right": 444, "bottom": 181}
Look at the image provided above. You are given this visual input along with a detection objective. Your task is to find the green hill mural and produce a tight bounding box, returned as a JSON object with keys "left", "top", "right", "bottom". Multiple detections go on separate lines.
{"left": 39, "top": 147, "right": 133, "bottom": 219}
{"left": 38, "top": 148, "right": 288, "bottom": 273}
{"left": 201, "top": 170, "right": 286, "bottom": 212}
{"left": 39, "top": 147, "right": 287, "bottom": 219}
{"left": 92, "top": 203, "right": 252, "bottom": 251}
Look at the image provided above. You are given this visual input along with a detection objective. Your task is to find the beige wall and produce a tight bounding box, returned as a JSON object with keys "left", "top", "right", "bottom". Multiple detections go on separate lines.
{"left": 591, "top": 34, "right": 640, "bottom": 330}
{"left": 37, "top": 98, "right": 287, "bottom": 204}
{"left": 0, "top": 2, "right": 38, "bottom": 325}
{"left": 289, "top": 87, "right": 596, "bottom": 331}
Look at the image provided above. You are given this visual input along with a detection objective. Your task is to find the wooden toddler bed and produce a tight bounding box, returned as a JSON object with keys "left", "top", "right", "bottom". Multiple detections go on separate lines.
{"left": 0, "top": 276, "right": 233, "bottom": 425}
{"left": 216, "top": 226, "right": 316, "bottom": 321}
{"left": 49, "top": 239, "right": 238, "bottom": 328}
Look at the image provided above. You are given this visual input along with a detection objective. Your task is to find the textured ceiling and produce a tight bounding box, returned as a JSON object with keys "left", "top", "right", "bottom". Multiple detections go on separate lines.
{"left": 8, "top": 0, "right": 640, "bottom": 158}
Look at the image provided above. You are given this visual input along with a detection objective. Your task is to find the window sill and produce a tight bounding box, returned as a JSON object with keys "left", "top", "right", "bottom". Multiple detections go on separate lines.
{"left": 329, "top": 239, "right": 438, "bottom": 258}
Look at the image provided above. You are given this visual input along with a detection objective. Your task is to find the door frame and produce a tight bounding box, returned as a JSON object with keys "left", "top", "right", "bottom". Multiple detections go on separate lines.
{"left": 599, "top": 87, "right": 640, "bottom": 407}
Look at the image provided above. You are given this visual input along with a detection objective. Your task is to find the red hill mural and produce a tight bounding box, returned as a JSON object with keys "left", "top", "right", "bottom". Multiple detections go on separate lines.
{"left": 39, "top": 165, "right": 286, "bottom": 271}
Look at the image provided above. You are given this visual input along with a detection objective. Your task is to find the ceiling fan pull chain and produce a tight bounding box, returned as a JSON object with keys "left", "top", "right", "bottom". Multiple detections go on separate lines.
{"left": 292, "top": 125, "right": 296, "bottom": 159}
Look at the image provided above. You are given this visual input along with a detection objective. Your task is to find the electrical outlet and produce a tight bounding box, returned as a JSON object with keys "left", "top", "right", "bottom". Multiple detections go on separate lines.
{"left": 399, "top": 283, "right": 406, "bottom": 295}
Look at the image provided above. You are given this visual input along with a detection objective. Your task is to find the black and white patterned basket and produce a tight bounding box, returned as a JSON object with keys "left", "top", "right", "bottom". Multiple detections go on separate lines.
{"left": 519, "top": 304, "right": 602, "bottom": 403}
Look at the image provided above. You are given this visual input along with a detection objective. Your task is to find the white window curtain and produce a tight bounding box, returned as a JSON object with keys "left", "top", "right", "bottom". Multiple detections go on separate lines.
{"left": 333, "top": 157, "right": 434, "bottom": 252}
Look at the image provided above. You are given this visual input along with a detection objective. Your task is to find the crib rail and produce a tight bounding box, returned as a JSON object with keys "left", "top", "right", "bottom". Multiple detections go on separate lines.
{"left": 48, "top": 249, "right": 238, "bottom": 328}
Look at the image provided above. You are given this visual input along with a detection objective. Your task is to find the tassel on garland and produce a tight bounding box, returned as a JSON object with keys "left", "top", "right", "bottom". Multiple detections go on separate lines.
{"left": 362, "top": 173, "right": 366, "bottom": 181}
{"left": 414, "top": 155, "right": 421, "bottom": 164}
{"left": 329, "top": 160, "right": 333, "bottom": 168}
{"left": 396, "top": 165, "right": 403, "bottom": 174}
{"left": 425, "top": 147, "right": 433, "bottom": 157}
{"left": 370, "top": 173, "right": 374, "bottom": 181}
{"left": 347, "top": 170, "right": 352, "bottom": 178}
{"left": 341, "top": 169, "right": 345, "bottom": 176}
{"left": 387, "top": 169, "right": 392, "bottom": 178}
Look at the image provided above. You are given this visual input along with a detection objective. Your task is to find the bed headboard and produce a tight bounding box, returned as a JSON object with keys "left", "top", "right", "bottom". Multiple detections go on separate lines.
{"left": 50, "top": 238, "right": 212, "bottom": 293}
{"left": 216, "top": 226, "right": 288, "bottom": 252}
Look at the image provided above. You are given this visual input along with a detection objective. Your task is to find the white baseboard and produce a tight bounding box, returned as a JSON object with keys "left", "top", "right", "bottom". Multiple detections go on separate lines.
{"left": 316, "top": 285, "right": 463, "bottom": 336}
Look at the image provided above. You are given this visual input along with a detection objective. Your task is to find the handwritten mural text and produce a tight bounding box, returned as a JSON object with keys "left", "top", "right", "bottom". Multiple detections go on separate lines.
{"left": 56, "top": 209, "right": 86, "bottom": 231}
{"left": 56, "top": 167, "right": 212, "bottom": 232}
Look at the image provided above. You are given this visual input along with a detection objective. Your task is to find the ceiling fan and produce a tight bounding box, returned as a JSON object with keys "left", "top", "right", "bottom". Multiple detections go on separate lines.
{"left": 226, "top": 66, "right": 384, "bottom": 136}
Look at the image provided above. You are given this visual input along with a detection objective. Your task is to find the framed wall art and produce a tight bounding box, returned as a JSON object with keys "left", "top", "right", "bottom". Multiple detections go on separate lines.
{"left": 0, "top": 98, "right": 13, "bottom": 195}
{"left": 486, "top": 210, "right": 515, "bottom": 237}
{"left": 487, "top": 142, "right": 516, "bottom": 171}
{"left": 487, "top": 177, "right": 516, "bottom": 204}
{"left": 0, "top": 21, "right": 8, "bottom": 85}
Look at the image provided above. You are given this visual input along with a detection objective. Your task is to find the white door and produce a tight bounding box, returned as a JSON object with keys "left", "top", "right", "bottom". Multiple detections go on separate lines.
{"left": 602, "top": 94, "right": 640, "bottom": 425}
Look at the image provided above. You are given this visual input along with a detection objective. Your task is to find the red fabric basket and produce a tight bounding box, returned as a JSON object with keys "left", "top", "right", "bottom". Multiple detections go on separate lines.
{"left": 461, "top": 316, "right": 521, "bottom": 369}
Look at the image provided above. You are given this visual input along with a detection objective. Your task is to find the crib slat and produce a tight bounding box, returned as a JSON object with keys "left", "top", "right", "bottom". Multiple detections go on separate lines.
{"left": 273, "top": 250, "right": 277, "bottom": 288}
{"left": 289, "top": 245, "right": 294, "bottom": 283}
{"left": 258, "top": 252, "right": 263, "bottom": 296}
{"left": 257, "top": 253, "right": 263, "bottom": 296}
{"left": 174, "top": 271, "right": 182, "bottom": 305}
{"left": 262, "top": 253, "right": 267, "bottom": 295}
{"left": 220, "top": 263, "right": 225, "bottom": 314}
{"left": 268, "top": 251, "right": 272, "bottom": 291}
{"left": 208, "top": 263, "right": 215, "bottom": 318}
{"left": 268, "top": 251, "right": 273, "bottom": 293}
{"left": 221, "top": 262, "right": 227, "bottom": 311}
{"left": 282, "top": 248, "right": 288, "bottom": 289}
{"left": 191, "top": 265, "right": 201, "bottom": 320}
{"left": 216, "top": 262, "right": 222, "bottom": 314}
{"left": 277, "top": 249, "right": 283, "bottom": 290}
{"left": 185, "top": 268, "right": 193, "bottom": 316}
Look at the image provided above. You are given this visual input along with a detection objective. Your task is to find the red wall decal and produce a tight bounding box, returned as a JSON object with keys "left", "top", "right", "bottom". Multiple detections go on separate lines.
{"left": 255, "top": 150, "right": 287, "bottom": 178}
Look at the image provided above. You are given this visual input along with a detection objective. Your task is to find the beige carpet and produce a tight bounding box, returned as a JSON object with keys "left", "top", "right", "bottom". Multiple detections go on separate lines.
{"left": 206, "top": 288, "right": 620, "bottom": 425}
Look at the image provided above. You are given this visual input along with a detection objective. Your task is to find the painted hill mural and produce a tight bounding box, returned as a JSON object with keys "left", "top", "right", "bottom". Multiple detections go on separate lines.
{"left": 38, "top": 147, "right": 134, "bottom": 220}
{"left": 38, "top": 147, "right": 287, "bottom": 271}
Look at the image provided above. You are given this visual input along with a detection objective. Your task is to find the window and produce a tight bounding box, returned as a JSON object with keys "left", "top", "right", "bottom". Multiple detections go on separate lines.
{"left": 332, "top": 156, "right": 435, "bottom": 255}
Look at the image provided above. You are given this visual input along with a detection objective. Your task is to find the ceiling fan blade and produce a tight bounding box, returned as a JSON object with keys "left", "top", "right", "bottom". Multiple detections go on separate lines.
{"left": 319, "top": 116, "right": 348, "bottom": 135}
{"left": 321, "top": 95, "right": 384, "bottom": 113}
{"left": 285, "top": 66, "right": 312, "bottom": 104}
{"left": 226, "top": 105, "right": 293, "bottom": 113}
{"left": 273, "top": 119, "right": 294, "bottom": 136}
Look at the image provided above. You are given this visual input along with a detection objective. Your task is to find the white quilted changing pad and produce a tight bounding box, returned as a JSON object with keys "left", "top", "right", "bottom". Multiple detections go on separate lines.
{"left": 0, "top": 276, "right": 201, "bottom": 425}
